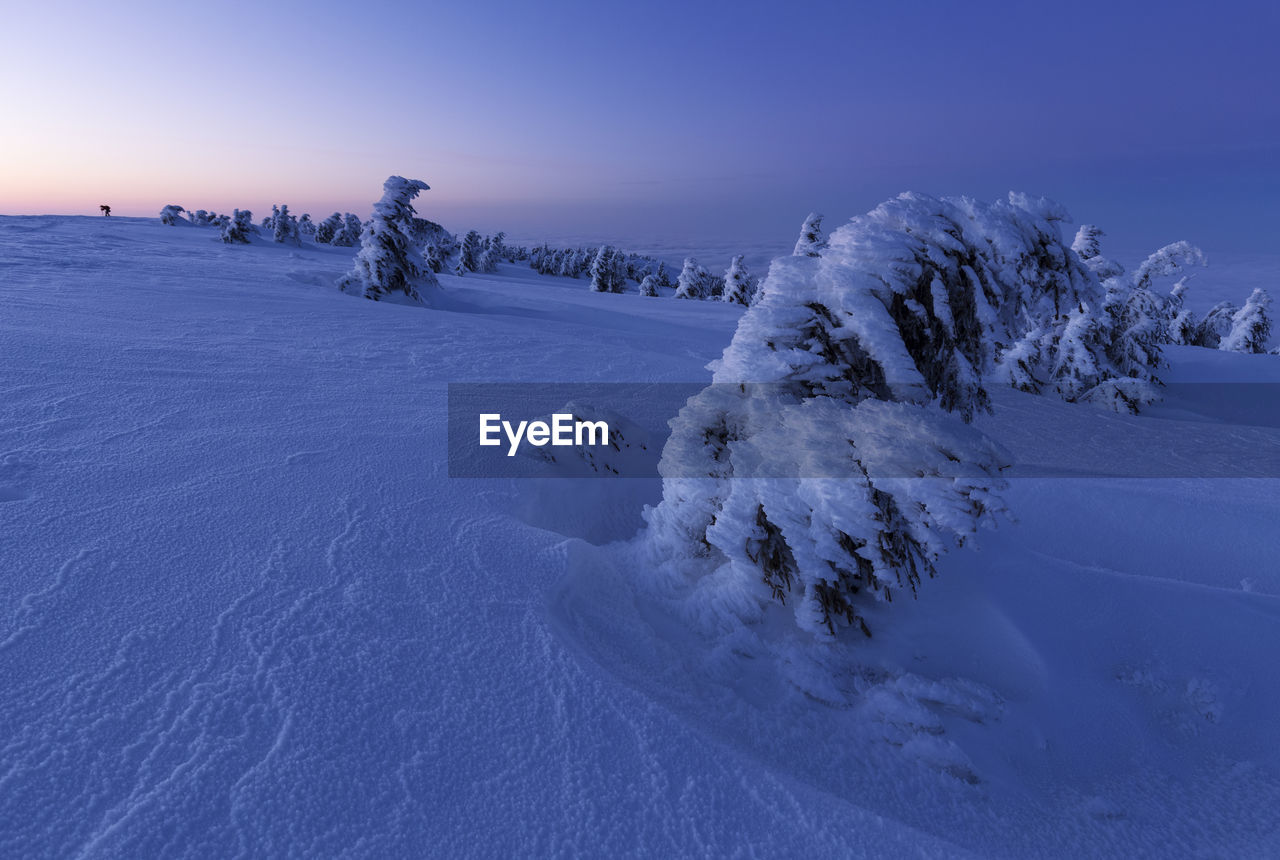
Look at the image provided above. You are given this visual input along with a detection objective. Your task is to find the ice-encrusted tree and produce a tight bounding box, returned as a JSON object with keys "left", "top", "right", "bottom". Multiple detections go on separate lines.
{"left": 590, "top": 245, "right": 626, "bottom": 293}
{"left": 315, "top": 212, "right": 342, "bottom": 244}
{"left": 644, "top": 192, "right": 1150, "bottom": 639}
{"left": 476, "top": 237, "right": 501, "bottom": 273}
{"left": 1221, "top": 289, "right": 1273, "bottom": 353}
{"left": 160, "top": 205, "right": 186, "bottom": 226}
{"left": 793, "top": 212, "right": 826, "bottom": 256}
{"left": 331, "top": 214, "right": 363, "bottom": 247}
{"left": 460, "top": 230, "right": 484, "bottom": 272}
{"left": 219, "top": 209, "right": 254, "bottom": 244}
{"left": 1071, "top": 225, "right": 1125, "bottom": 282}
{"left": 639, "top": 274, "right": 660, "bottom": 296}
{"left": 674, "top": 257, "right": 711, "bottom": 299}
{"left": 298, "top": 213, "right": 315, "bottom": 237}
{"left": 722, "top": 255, "right": 756, "bottom": 305}
{"left": 338, "top": 176, "right": 439, "bottom": 304}
{"left": 1192, "top": 301, "right": 1239, "bottom": 349}
{"left": 273, "top": 204, "right": 301, "bottom": 245}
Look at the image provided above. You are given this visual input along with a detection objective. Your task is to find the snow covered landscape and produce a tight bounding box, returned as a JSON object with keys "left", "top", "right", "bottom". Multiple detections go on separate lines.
{"left": 2, "top": 198, "right": 1278, "bottom": 856}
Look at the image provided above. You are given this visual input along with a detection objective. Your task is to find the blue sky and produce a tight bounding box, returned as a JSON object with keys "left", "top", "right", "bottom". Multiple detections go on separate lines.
{"left": 1, "top": 0, "right": 1276, "bottom": 255}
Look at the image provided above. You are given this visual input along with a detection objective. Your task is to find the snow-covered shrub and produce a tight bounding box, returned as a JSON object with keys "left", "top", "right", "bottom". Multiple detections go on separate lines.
{"left": 331, "top": 213, "right": 363, "bottom": 247}
{"left": 219, "top": 209, "right": 254, "bottom": 244}
{"left": 272, "top": 204, "right": 300, "bottom": 246}
{"left": 338, "top": 176, "right": 439, "bottom": 304}
{"left": 793, "top": 212, "right": 826, "bottom": 257}
{"left": 1221, "top": 289, "right": 1273, "bottom": 353}
{"left": 639, "top": 274, "right": 660, "bottom": 297}
{"left": 159, "top": 205, "right": 186, "bottom": 226}
{"left": 674, "top": 257, "right": 712, "bottom": 299}
{"left": 722, "top": 255, "right": 756, "bottom": 305}
{"left": 589, "top": 245, "right": 626, "bottom": 293}
{"left": 315, "top": 212, "right": 342, "bottom": 244}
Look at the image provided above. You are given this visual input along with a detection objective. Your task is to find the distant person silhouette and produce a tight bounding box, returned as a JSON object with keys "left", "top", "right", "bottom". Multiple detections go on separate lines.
{"left": 100, "top": 205, "right": 111, "bottom": 216}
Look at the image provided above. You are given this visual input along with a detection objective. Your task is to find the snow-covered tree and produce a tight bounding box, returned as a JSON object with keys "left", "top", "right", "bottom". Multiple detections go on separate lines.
{"left": 722, "top": 255, "right": 756, "bottom": 305}
{"left": 219, "top": 209, "right": 254, "bottom": 244}
{"left": 655, "top": 261, "right": 672, "bottom": 288}
{"left": 1221, "top": 289, "right": 1273, "bottom": 353}
{"left": 674, "top": 257, "right": 712, "bottom": 299}
{"left": 1071, "top": 225, "right": 1125, "bottom": 282}
{"left": 331, "top": 213, "right": 363, "bottom": 247}
{"left": 1133, "top": 241, "right": 1207, "bottom": 291}
{"left": 460, "top": 230, "right": 484, "bottom": 272}
{"left": 1191, "top": 301, "right": 1237, "bottom": 349}
{"left": 272, "top": 204, "right": 301, "bottom": 246}
{"left": 589, "top": 245, "right": 626, "bottom": 293}
{"left": 160, "top": 205, "right": 186, "bottom": 226}
{"left": 298, "top": 213, "right": 315, "bottom": 236}
{"left": 639, "top": 274, "right": 660, "bottom": 296}
{"left": 477, "top": 237, "right": 501, "bottom": 273}
{"left": 315, "top": 212, "right": 342, "bottom": 244}
{"left": 338, "top": 176, "right": 439, "bottom": 304}
{"left": 793, "top": 212, "right": 826, "bottom": 256}
{"left": 261, "top": 205, "right": 280, "bottom": 233}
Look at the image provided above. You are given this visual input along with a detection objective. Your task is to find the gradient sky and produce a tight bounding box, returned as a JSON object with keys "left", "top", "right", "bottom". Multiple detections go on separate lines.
{"left": 2, "top": 0, "right": 1277, "bottom": 256}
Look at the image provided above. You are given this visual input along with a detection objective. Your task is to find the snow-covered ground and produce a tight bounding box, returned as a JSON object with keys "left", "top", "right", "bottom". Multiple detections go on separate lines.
{"left": 2, "top": 215, "right": 1278, "bottom": 857}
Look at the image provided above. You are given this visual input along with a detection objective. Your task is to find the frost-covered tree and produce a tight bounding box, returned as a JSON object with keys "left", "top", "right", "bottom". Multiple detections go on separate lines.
{"left": 298, "top": 213, "right": 315, "bottom": 236}
{"left": 655, "top": 261, "right": 672, "bottom": 288}
{"left": 1221, "top": 289, "right": 1273, "bottom": 353}
{"left": 674, "top": 257, "right": 712, "bottom": 299}
{"left": 722, "top": 255, "right": 756, "bottom": 305}
{"left": 793, "top": 212, "right": 826, "bottom": 256}
{"left": 273, "top": 204, "right": 301, "bottom": 245}
{"left": 639, "top": 274, "right": 660, "bottom": 296}
{"left": 1071, "top": 225, "right": 1125, "bottom": 282}
{"left": 1192, "top": 301, "right": 1238, "bottom": 349}
{"left": 589, "top": 245, "right": 626, "bottom": 293}
{"left": 315, "top": 212, "right": 342, "bottom": 244}
{"left": 261, "top": 205, "right": 280, "bottom": 233}
{"left": 1133, "top": 241, "right": 1207, "bottom": 291}
{"left": 160, "top": 205, "right": 186, "bottom": 226}
{"left": 331, "top": 213, "right": 363, "bottom": 247}
{"left": 477, "top": 237, "right": 501, "bottom": 273}
{"left": 219, "top": 209, "right": 254, "bottom": 244}
{"left": 460, "top": 230, "right": 484, "bottom": 272}
{"left": 337, "top": 176, "right": 439, "bottom": 304}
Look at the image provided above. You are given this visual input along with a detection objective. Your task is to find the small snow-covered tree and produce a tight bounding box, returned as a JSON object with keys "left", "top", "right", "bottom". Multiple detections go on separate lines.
{"left": 655, "top": 261, "right": 672, "bottom": 288}
{"left": 220, "top": 209, "right": 254, "bottom": 244}
{"left": 315, "top": 212, "right": 342, "bottom": 244}
{"left": 261, "top": 205, "right": 280, "bottom": 233}
{"left": 793, "top": 212, "right": 826, "bottom": 256}
{"left": 273, "top": 204, "right": 301, "bottom": 245}
{"left": 674, "top": 257, "right": 711, "bottom": 299}
{"left": 477, "top": 237, "right": 501, "bottom": 273}
{"left": 1133, "top": 241, "right": 1207, "bottom": 291}
{"left": 298, "top": 213, "right": 315, "bottom": 236}
{"left": 460, "top": 230, "right": 484, "bottom": 272}
{"left": 160, "top": 205, "right": 186, "bottom": 225}
{"left": 338, "top": 176, "right": 439, "bottom": 304}
{"left": 639, "top": 274, "right": 660, "bottom": 296}
{"left": 722, "top": 255, "right": 756, "bottom": 305}
{"left": 1192, "top": 301, "right": 1238, "bottom": 349}
{"left": 589, "top": 245, "right": 626, "bottom": 293}
{"left": 331, "top": 213, "right": 363, "bottom": 247}
{"left": 1221, "top": 289, "right": 1273, "bottom": 353}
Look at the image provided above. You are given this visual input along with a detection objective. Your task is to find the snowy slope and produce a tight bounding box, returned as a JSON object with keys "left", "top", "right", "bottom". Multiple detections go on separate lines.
{"left": 2, "top": 216, "right": 1278, "bottom": 858}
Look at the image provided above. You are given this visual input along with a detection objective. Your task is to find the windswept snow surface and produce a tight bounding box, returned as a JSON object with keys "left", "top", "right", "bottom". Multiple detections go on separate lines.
{"left": 2, "top": 216, "right": 1279, "bottom": 857}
